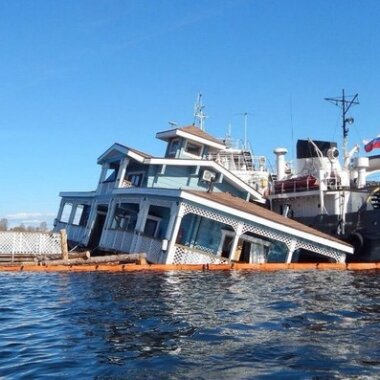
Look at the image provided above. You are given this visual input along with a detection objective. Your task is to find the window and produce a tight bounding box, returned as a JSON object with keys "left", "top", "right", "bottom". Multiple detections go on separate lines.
{"left": 143, "top": 216, "right": 161, "bottom": 238}
{"left": 72, "top": 205, "right": 91, "bottom": 226}
{"left": 103, "top": 162, "right": 120, "bottom": 183}
{"left": 126, "top": 172, "right": 144, "bottom": 187}
{"left": 60, "top": 202, "right": 73, "bottom": 223}
{"left": 168, "top": 138, "right": 180, "bottom": 156}
{"left": 111, "top": 203, "right": 139, "bottom": 231}
{"left": 184, "top": 141, "right": 202, "bottom": 157}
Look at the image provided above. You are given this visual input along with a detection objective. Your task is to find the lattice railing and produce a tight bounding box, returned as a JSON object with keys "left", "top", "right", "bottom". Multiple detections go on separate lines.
{"left": 0, "top": 232, "right": 62, "bottom": 255}
{"left": 172, "top": 245, "right": 228, "bottom": 265}
{"left": 182, "top": 202, "right": 347, "bottom": 263}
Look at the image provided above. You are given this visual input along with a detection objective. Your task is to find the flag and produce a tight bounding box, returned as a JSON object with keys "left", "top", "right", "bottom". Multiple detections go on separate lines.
{"left": 364, "top": 136, "right": 380, "bottom": 153}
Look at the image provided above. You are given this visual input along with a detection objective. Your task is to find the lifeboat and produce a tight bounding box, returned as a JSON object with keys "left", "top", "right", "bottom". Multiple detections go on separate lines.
{"left": 274, "top": 175, "right": 319, "bottom": 193}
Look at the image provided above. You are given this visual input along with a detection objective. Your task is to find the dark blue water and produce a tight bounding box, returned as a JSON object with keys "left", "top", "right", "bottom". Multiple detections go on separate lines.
{"left": 0, "top": 270, "right": 379, "bottom": 379}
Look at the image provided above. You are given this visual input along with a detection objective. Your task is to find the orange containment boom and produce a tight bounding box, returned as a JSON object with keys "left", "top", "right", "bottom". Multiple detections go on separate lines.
{"left": 0, "top": 262, "right": 379, "bottom": 272}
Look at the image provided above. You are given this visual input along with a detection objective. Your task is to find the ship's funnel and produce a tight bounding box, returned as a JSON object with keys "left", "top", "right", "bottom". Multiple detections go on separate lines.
{"left": 273, "top": 148, "right": 288, "bottom": 181}
{"left": 354, "top": 157, "right": 369, "bottom": 189}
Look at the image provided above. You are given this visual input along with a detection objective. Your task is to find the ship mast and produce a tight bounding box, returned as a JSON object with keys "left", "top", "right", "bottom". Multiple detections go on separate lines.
{"left": 325, "top": 89, "right": 359, "bottom": 161}
{"left": 193, "top": 93, "right": 207, "bottom": 131}
{"left": 325, "top": 90, "right": 359, "bottom": 236}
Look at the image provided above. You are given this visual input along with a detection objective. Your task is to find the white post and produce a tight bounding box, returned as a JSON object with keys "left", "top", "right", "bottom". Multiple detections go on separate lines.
{"left": 286, "top": 239, "right": 297, "bottom": 263}
{"left": 165, "top": 204, "right": 186, "bottom": 264}
{"left": 116, "top": 158, "right": 130, "bottom": 188}
{"left": 131, "top": 200, "right": 150, "bottom": 252}
{"left": 165, "top": 203, "right": 179, "bottom": 240}
{"left": 229, "top": 223, "right": 243, "bottom": 262}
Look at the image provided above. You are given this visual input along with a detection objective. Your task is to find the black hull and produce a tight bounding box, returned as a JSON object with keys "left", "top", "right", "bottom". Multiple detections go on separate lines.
{"left": 295, "top": 209, "right": 380, "bottom": 262}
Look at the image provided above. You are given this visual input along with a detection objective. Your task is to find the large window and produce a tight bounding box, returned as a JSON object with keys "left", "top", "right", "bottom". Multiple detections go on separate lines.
{"left": 60, "top": 202, "right": 73, "bottom": 223}
{"left": 184, "top": 141, "right": 202, "bottom": 157}
{"left": 168, "top": 138, "right": 180, "bottom": 156}
{"left": 72, "top": 204, "right": 91, "bottom": 226}
{"left": 104, "top": 163, "right": 119, "bottom": 183}
{"left": 111, "top": 203, "right": 139, "bottom": 231}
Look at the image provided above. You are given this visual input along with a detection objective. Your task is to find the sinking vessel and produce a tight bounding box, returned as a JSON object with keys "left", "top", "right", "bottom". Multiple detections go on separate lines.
{"left": 269, "top": 90, "right": 380, "bottom": 262}
{"left": 53, "top": 98, "right": 352, "bottom": 264}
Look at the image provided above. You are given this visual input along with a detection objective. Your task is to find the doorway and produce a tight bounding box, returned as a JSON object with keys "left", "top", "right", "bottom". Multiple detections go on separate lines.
{"left": 88, "top": 205, "right": 108, "bottom": 249}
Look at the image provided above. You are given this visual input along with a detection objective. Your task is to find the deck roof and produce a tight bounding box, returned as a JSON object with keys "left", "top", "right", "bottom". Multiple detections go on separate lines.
{"left": 185, "top": 190, "right": 352, "bottom": 249}
{"left": 156, "top": 125, "right": 226, "bottom": 149}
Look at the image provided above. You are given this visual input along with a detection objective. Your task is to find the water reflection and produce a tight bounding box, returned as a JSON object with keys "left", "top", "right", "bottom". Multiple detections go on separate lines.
{"left": 0, "top": 271, "right": 379, "bottom": 379}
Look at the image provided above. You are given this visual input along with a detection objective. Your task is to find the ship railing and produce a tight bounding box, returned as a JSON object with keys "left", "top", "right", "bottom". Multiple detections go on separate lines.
{"left": 207, "top": 152, "right": 267, "bottom": 172}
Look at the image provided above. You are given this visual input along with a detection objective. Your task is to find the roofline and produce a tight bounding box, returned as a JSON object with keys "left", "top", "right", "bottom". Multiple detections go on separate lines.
{"left": 109, "top": 187, "right": 352, "bottom": 253}
{"left": 97, "top": 143, "right": 150, "bottom": 164}
{"left": 156, "top": 129, "right": 226, "bottom": 150}
{"left": 180, "top": 190, "right": 353, "bottom": 254}
{"left": 145, "top": 157, "right": 264, "bottom": 202}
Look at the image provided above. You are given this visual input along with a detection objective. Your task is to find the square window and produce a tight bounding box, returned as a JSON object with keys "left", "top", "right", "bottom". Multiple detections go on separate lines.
{"left": 185, "top": 142, "right": 202, "bottom": 156}
{"left": 169, "top": 139, "right": 180, "bottom": 156}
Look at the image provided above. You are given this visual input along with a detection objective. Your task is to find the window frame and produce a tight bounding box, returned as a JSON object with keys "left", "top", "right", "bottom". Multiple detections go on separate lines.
{"left": 184, "top": 140, "right": 203, "bottom": 157}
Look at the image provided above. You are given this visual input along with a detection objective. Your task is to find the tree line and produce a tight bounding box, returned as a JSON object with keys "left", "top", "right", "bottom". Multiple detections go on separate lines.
{"left": 0, "top": 218, "right": 50, "bottom": 232}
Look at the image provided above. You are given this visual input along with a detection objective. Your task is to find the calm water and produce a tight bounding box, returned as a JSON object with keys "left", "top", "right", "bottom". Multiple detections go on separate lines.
{"left": 0, "top": 270, "right": 379, "bottom": 379}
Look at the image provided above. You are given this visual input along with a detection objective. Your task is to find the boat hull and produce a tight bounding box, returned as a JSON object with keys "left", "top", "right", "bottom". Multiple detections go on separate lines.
{"left": 295, "top": 209, "right": 380, "bottom": 262}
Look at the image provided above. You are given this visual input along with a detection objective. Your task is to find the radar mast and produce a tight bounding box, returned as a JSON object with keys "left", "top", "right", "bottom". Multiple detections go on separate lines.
{"left": 325, "top": 89, "right": 359, "bottom": 160}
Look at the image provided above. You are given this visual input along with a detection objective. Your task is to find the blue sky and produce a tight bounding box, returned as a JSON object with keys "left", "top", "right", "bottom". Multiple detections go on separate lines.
{"left": 1, "top": 0, "right": 380, "bottom": 227}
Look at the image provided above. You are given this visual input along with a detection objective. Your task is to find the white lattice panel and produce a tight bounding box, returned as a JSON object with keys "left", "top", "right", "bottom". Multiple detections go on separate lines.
{"left": 183, "top": 203, "right": 240, "bottom": 231}
{"left": 241, "top": 222, "right": 344, "bottom": 262}
{"left": 172, "top": 245, "right": 228, "bottom": 265}
{"left": 0, "top": 232, "right": 62, "bottom": 255}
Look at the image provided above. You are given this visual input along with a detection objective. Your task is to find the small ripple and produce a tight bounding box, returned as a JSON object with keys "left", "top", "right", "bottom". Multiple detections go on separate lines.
{"left": 0, "top": 271, "right": 378, "bottom": 378}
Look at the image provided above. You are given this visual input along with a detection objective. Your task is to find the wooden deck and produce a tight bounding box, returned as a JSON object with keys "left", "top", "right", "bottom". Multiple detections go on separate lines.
{"left": 0, "top": 262, "right": 379, "bottom": 272}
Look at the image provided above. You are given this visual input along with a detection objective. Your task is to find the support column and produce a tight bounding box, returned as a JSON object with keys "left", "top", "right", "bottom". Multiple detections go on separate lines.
{"left": 286, "top": 239, "right": 297, "bottom": 263}
{"left": 116, "top": 158, "right": 130, "bottom": 188}
{"left": 229, "top": 223, "right": 243, "bottom": 262}
{"left": 84, "top": 201, "right": 98, "bottom": 246}
{"left": 97, "top": 163, "right": 110, "bottom": 193}
{"left": 165, "top": 203, "right": 179, "bottom": 240}
{"left": 131, "top": 200, "right": 150, "bottom": 253}
{"left": 56, "top": 200, "right": 65, "bottom": 223}
{"left": 165, "top": 203, "right": 186, "bottom": 264}
{"left": 336, "top": 252, "right": 346, "bottom": 263}
{"left": 103, "top": 199, "right": 116, "bottom": 230}
{"left": 99, "top": 163, "right": 110, "bottom": 183}
{"left": 67, "top": 202, "right": 77, "bottom": 225}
